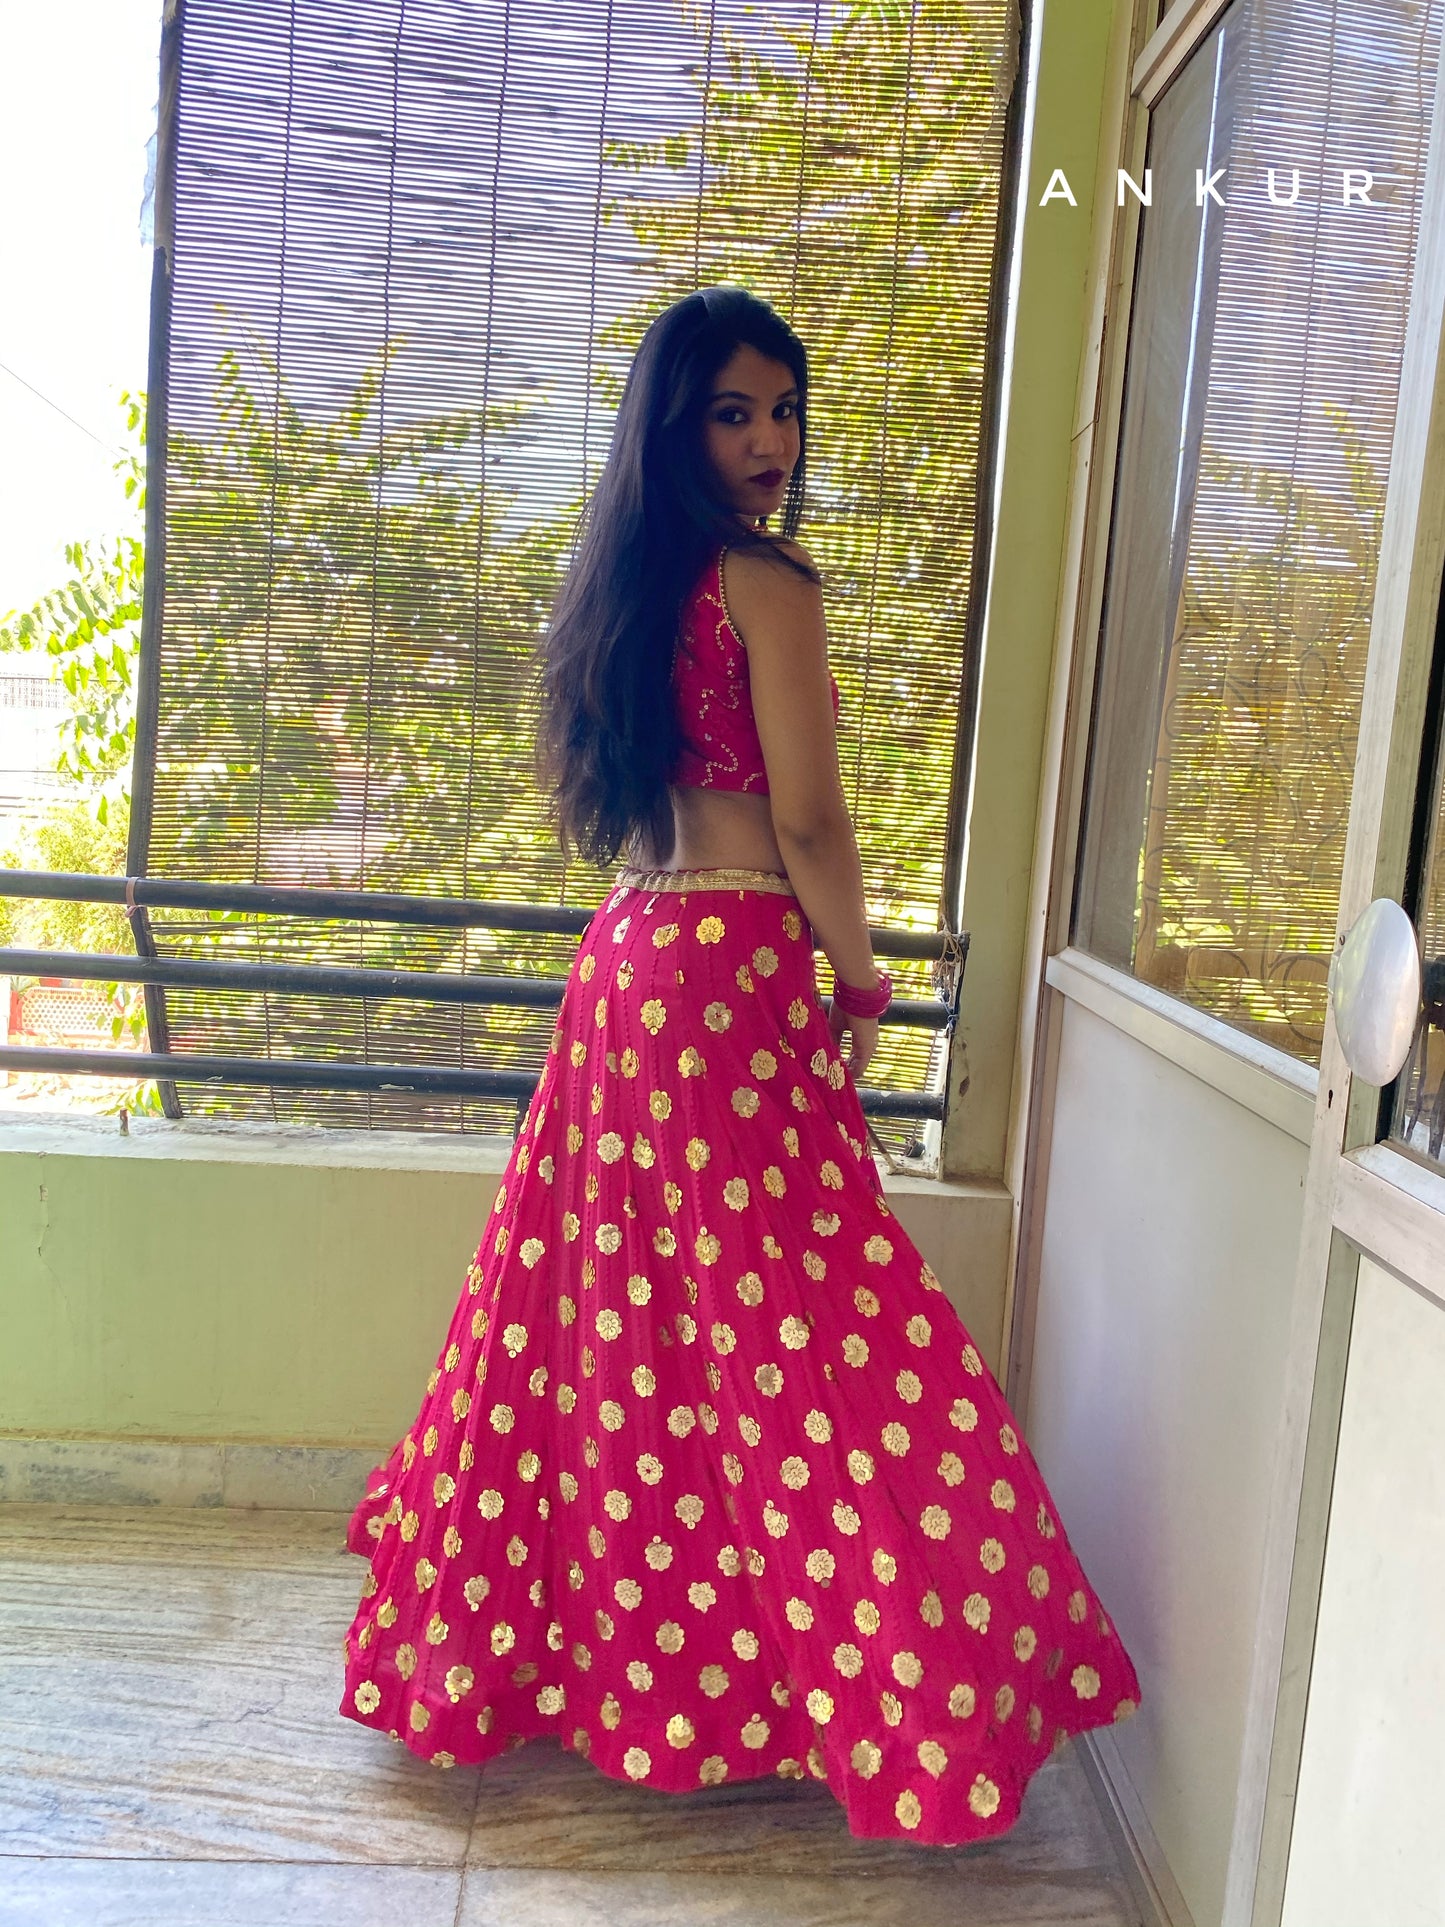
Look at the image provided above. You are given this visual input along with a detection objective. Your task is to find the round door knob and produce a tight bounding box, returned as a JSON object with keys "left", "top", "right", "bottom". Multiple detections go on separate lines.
{"left": 1328, "top": 897, "right": 1422, "bottom": 1086}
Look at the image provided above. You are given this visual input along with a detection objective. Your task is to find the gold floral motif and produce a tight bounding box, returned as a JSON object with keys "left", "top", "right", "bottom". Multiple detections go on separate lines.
{"left": 698, "top": 1401, "right": 719, "bottom": 1435}
{"left": 415, "top": 1558, "right": 439, "bottom": 1592}
{"left": 999, "top": 1423, "right": 1019, "bottom": 1455}
{"left": 1113, "top": 1697, "right": 1138, "bottom": 1722}
{"left": 567, "top": 1123, "right": 584, "bottom": 1153}
{"left": 506, "top": 1536, "right": 528, "bottom": 1569}
{"left": 562, "top": 1212, "right": 581, "bottom": 1243}
{"left": 624, "top": 1274, "right": 651, "bottom": 1306}
{"left": 1014, "top": 1625, "right": 1038, "bottom": 1663}
{"left": 667, "top": 1405, "right": 696, "bottom": 1438}
{"left": 948, "top": 1682, "right": 977, "bottom": 1719}
{"left": 620, "top": 1048, "right": 639, "bottom": 1078}
{"left": 678, "top": 1046, "right": 706, "bottom": 1078}
{"left": 422, "top": 1425, "right": 439, "bottom": 1457}
{"left": 962, "top": 1592, "right": 991, "bottom": 1634}
{"left": 736, "top": 1271, "right": 765, "bottom": 1308}
{"left": 762, "top": 1500, "right": 789, "bottom": 1539}
{"left": 459, "top": 1442, "right": 475, "bottom": 1470}
{"left": 880, "top": 1692, "right": 904, "bottom": 1726}
{"left": 779, "top": 1455, "right": 810, "bottom": 1491}
{"left": 750, "top": 1049, "right": 778, "bottom": 1080}
{"left": 731, "top": 1087, "right": 761, "bottom": 1118}
{"left": 846, "top": 1450, "right": 875, "bottom": 1486}
{"left": 676, "top": 1313, "right": 697, "bottom": 1345}
{"left": 451, "top": 1389, "right": 471, "bottom": 1423}
{"left": 597, "top": 1132, "right": 624, "bottom": 1165}
{"left": 600, "top": 1693, "right": 622, "bottom": 1730}
{"left": 623, "top": 1746, "right": 652, "bottom": 1781}
{"left": 804, "top": 1548, "right": 837, "bottom": 1584}
{"left": 920, "top": 1591, "right": 944, "bottom": 1629}
{"left": 939, "top": 1452, "right": 966, "bottom": 1487}
{"left": 535, "top": 1684, "right": 565, "bottom": 1716}
{"left": 733, "top": 1628, "right": 760, "bottom": 1660}
{"left": 1028, "top": 1703, "right": 1044, "bottom": 1743}
{"left": 654, "top": 1227, "right": 677, "bottom": 1256}
{"left": 704, "top": 1001, "right": 733, "bottom": 1032}
{"left": 699, "top": 1754, "right": 729, "bottom": 1785}
{"left": 409, "top": 1702, "right": 430, "bottom": 1733}
{"left": 377, "top": 1597, "right": 399, "bottom": 1628}
{"left": 739, "top": 1414, "right": 762, "bottom": 1446}
{"left": 400, "top": 1511, "right": 420, "bottom": 1542}
{"left": 854, "top": 1599, "right": 881, "bottom": 1637}
{"left": 652, "top": 923, "right": 680, "bottom": 949}
{"left": 842, "top": 1333, "right": 869, "bottom": 1367}
{"left": 697, "top": 916, "right": 725, "bottom": 944}
{"left": 490, "top": 1403, "right": 515, "bottom": 1434}
{"left": 556, "top": 1383, "right": 578, "bottom": 1415}
{"left": 584, "top": 1437, "right": 601, "bottom": 1468}
{"left": 786, "top": 996, "right": 809, "bottom": 1028}
{"left": 596, "top": 1308, "right": 622, "bottom": 1343}
{"left": 656, "top": 1620, "right": 686, "bottom": 1655}
{"left": 786, "top": 1597, "right": 814, "bottom": 1630}
{"left": 892, "top": 1650, "right": 923, "bottom": 1689}
{"left": 601, "top": 1489, "right": 630, "bottom": 1523}
{"left": 645, "top": 1536, "right": 674, "bottom": 1571}
{"left": 763, "top": 1233, "right": 784, "bottom": 1257}
{"left": 895, "top": 1789, "right": 922, "bottom": 1830}
{"left": 723, "top": 1176, "right": 750, "bottom": 1211}
{"left": 990, "top": 1479, "right": 1016, "bottom": 1513}
{"left": 396, "top": 1643, "right": 418, "bottom": 1679}
{"left": 762, "top": 1168, "right": 788, "bottom": 1203}
{"left": 640, "top": 999, "right": 666, "bottom": 1034}
{"left": 881, "top": 1422, "right": 911, "bottom": 1458}
{"left": 502, "top": 1323, "right": 528, "bottom": 1357}
{"left": 1072, "top": 1664, "right": 1101, "bottom": 1699}
{"left": 736, "top": 963, "right": 755, "bottom": 992}
{"left": 596, "top": 1223, "right": 621, "bottom": 1256}
{"left": 676, "top": 1494, "right": 705, "bottom": 1529}
{"left": 599, "top": 1400, "right": 625, "bottom": 1432}
{"left": 968, "top": 1774, "right": 1002, "bottom": 1818}
{"left": 994, "top": 1683, "right": 1016, "bottom": 1723}
{"left": 850, "top": 1738, "right": 882, "bottom": 1778}
{"left": 810, "top": 1048, "right": 829, "bottom": 1076}
{"left": 709, "top": 1323, "right": 736, "bottom": 1359}
{"left": 472, "top": 1308, "right": 489, "bottom": 1340}
{"left": 1037, "top": 1503, "right": 1057, "bottom": 1539}
{"left": 755, "top": 1363, "right": 784, "bottom": 1398}
{"left": 872, "top": 1548, "right": 897, "bottom": 1585}
{"left": 782, "top": 908, "right": 803, "bottom": 939}
{"left": 740, "top": 1713, "right": 770, "bottom": 1750}
{"left": 979, "top": 1538, "right": 1005, "bottom": 1574}
{"left": 688, "top": 1581, "right": 717, "bottom": 1611}
{"left": 833, "top": 1643, "right": 864, "bottom": 1679}
{"left": 951, "top": 1398, "right": 979, "bottom": 1433}
{"left": 569, "top": 1040, "right": 587, "bottom": 1068}
{"left": 962, "top": 1343, "right": 983, "bottom": 1376}
{"left": 353, "top": 1681, "right": 381, "bottom": 1714}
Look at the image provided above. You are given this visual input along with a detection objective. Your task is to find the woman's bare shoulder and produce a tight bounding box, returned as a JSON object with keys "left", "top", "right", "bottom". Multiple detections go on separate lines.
{"left": 724, "top": 537, "right": 822, "bottom": 622}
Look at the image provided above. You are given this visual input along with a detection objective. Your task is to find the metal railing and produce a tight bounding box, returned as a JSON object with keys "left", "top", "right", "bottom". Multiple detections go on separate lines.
{"left": 0, "top": 871, "right": 967, "bottom": 1129}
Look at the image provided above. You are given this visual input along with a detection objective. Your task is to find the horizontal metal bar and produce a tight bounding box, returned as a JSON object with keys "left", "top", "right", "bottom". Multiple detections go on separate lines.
{"left": 0, "top": 1045, "right": 946, "bottom": 1121}
{"left": 0, "top": 870, "right": 955, "bottom": 963}
{"left": 0, "top": 947, "right": 951, "bottom": 1030}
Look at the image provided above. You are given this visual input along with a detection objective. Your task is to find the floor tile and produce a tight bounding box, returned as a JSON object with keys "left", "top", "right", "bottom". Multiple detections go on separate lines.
{"left": 0, "top": 1857, "right": 463, "bottom": 1927}
{"left": 455, "top": 1868, "right": 1142, "bottom": 1927}
{"left": 462, "top": 1735, "right": 1116, "bottom": 1877}
{"left": 0, "top": 1509, "right": 476, "bottom": 1866}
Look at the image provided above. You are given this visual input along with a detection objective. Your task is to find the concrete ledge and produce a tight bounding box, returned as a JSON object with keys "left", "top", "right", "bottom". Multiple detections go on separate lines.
{"left": 0, "top": 1113, "right": 1012, "bottom": 1451}
{"left": 0, "top": 1434, "right": 383, "bottom": 1511}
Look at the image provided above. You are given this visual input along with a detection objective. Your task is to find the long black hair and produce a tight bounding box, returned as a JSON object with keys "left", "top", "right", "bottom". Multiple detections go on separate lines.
{"left": 536, "top": 285, "right": 818, "bottom": 869}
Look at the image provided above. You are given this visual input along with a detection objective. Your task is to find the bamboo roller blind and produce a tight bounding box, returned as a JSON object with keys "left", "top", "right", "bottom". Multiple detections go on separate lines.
{"left": 138, "top": 0, "right": 1018, "bottom": 1132}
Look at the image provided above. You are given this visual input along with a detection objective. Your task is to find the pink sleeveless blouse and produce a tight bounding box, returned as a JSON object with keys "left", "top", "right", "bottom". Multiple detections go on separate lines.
{"left": 669, "top": 548, "right": 840, "bottom": 794}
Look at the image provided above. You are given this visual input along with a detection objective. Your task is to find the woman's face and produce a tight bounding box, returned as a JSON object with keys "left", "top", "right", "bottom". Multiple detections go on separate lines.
{"left": 700, "top": 344, "right": 802, "bottom": 526}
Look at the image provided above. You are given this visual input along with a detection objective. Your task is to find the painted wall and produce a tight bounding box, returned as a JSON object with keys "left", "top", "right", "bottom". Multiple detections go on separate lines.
{"left": 0, "top": 1114, "right": 1009, "bottom": 1449}
{"left": 1025, "top": 999, "right": 1308, "bottom": 1927}
{"left": 1282, "top": 1256, "right": 1445, "bottom": 1927}
{"left": 946, "top": 0, "right": 1122, "bottom": 1185}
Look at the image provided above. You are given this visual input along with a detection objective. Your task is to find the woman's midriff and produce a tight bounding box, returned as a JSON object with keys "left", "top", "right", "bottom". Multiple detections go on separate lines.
{"left": 632, "top": 784, "right": 788, "bottom": 878}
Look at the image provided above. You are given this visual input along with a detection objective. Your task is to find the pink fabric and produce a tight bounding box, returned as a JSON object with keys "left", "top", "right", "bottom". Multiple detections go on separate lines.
{"left": 669, "top": 550, "right": 841, "bottom": 794}
{"left": 340, "top": 867, "right": 1141, "bottom": 1844}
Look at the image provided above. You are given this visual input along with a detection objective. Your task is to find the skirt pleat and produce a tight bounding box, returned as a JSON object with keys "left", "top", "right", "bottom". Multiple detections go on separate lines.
{"left": 340, "top": 865, "right": 1141, "bottom": 1845}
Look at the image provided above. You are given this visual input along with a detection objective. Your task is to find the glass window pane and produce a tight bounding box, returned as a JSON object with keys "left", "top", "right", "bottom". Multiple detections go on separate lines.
{"left": 1074, "top": 0, "right": 1443, "bottom": 1063}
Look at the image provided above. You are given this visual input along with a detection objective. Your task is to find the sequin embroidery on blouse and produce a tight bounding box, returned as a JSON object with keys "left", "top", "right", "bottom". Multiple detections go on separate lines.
{"left": 670, "top": 549, "right": 840, "bottom": 795}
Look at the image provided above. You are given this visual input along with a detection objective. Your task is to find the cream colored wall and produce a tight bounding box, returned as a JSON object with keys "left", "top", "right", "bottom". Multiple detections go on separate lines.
{"left": 1281, "top": 1256, "right": 1445, "bottom": 1927}
{"left": 0, "top": 1114, "right": 1008, "bottom": 1449}
{"left": 1024, "top": 999, "right": 1308, "bottom": 1927}
{"left": 942, "top": 0, "right": 1122, "bottom": 1187}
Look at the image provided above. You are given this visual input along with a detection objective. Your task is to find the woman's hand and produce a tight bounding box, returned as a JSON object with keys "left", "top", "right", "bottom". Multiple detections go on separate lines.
{"left": 829, "top": 1001, "right": 880, "bottom": 1080}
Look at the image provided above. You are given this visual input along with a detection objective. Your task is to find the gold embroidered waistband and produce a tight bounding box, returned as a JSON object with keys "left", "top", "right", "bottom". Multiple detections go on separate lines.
{"left": 614, "top": 864, "right": 797, "bottom": 897}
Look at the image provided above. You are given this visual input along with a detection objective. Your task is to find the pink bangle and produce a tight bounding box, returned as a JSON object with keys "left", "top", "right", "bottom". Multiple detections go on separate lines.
{"left": 830, "top": 968, "right": 893, "bottom": 1020}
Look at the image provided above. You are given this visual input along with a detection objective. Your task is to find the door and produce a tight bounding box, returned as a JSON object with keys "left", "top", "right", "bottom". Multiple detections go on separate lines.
{"left": 1007, "top": 2, "right": 1445, "bottom": 1925}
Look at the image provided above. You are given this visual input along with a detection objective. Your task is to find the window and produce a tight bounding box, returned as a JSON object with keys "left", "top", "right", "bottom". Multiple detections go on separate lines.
{"left": 135, "top": 0, "right": 1018, "bottom": 1130}
{"left": 1074, "top": 0, "right": 1443, "bottom": 1062}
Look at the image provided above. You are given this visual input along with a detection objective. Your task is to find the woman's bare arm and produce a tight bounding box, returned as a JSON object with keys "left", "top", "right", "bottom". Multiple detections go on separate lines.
{"left": 723, "top": 539, "right": 880, "bottom": 993}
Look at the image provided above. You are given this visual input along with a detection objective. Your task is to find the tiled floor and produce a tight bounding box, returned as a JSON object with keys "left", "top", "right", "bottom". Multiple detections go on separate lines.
{"left": 0, "top": 1505, "right": 1144, "bottom": 1926}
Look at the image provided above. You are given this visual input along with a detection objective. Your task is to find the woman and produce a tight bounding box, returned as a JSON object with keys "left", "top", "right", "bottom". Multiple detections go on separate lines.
{"left": 340, "top": 285, "right": 1140, "bottom": 1844}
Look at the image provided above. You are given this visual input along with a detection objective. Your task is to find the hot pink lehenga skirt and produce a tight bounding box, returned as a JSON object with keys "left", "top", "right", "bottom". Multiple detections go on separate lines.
{"left": 340, "top": 864, "right": 1140, "bottom": 1844}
